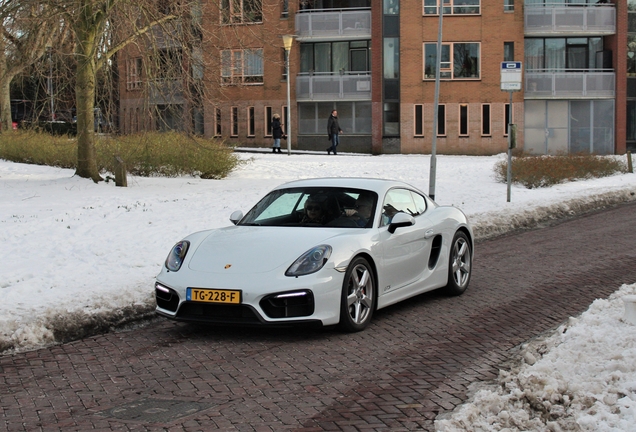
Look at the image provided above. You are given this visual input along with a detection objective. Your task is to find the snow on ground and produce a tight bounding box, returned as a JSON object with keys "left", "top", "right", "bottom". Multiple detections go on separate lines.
{"left": 1, "top": 151, "right": 636, "bottom": 430}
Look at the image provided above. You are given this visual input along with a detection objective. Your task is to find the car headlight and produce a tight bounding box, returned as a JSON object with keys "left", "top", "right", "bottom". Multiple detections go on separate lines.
{"left": 165, "top": 240, "right": 190, "bottom": 272}
{"left": 286, "top": 245, "right": 332, "bottom": 277}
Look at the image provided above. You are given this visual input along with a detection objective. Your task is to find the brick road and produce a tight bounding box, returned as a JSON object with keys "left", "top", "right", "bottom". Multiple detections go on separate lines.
{"left": 2, "top": 202, "right": 636, "bottom": 431}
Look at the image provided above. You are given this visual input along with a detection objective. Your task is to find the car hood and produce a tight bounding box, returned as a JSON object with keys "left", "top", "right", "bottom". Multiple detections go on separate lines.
{"left": 187, "top": 226, "right": 345, "bottom": 275}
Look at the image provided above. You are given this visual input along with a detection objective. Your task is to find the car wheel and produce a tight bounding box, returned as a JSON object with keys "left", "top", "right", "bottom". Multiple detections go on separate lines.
{"left": 443, "top": 231, "right": 472, "bottom": 296}
{"left": 339, "top": 257, "right": 376, "bottom": 332}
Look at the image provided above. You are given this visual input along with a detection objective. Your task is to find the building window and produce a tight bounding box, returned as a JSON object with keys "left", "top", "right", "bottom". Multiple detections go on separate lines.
{"left": 424, "top": 0, "right": 479, "bottom": 15}
{"left": 300, "top": 41, "right": 371, "bottom": 74}
{"left": 281, "top": 0, "right": 288, "bottom": 18}
{"left": 283, "top": 48, "right": 288, "bottom": 79}
{"left": 215, "top": 108, "right": 222, "bottom": 136}
{"left": 504, "top": 103, "right": 513, "bottom": 136}
{"left": 504, "top": 42, "right": 514, "bottom": 62}
{"left": 414, "top": 104, "right": 424, "bottom": 136}
{"left": 220, "top": 0, "right": 262, "bottom": 24}
{"left": 126, "top": 58, "right": 142, "bottom": 91}
{"left": 231, "top": 107, "right": 238, "bottom": 136}
{"left": 437, "top": 104, "right": 446, "bottom": 136}
{"left": 504, "top": 0, "right": 513, "bottom": 12}
{"left": 459, "top": 104, "right": 469, "bottom": 136}
{"left": 481, "top": 104, "right": 491, "bottom": 136}
{"left": 265, "top": 106, "right": 272, "bottom": 136}
{"left": 525, "top": 37, "right": 603, "bottom": 71}
{"left": 157, "top": 49, "right": 182, "bottom": 79}
{"left": 424, "top": 43, "right": 480, "bottom": 79}
{"left": 247, "top": 106, "right": 255, "bottom": 136}
{"left": 221, "top": 49, "right": 264, "bottom": 84}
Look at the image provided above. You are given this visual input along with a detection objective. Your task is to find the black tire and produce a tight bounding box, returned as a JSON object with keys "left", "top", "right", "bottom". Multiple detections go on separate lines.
{"left": 443, "top": 231, "right": 472, "bottom": 296}
{"left": 339, "top": 257, "right": 376, "bottom": 332}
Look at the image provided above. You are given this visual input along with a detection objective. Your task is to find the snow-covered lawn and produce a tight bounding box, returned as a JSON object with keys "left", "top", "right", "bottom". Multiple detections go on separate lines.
{"left": 2, "top": 151, "right": 636, "bottom": 430}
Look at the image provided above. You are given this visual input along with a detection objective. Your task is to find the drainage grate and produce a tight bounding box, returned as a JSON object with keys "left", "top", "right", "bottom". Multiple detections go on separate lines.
{"left": 99, "top": 398, "right": 211, "bottom": 424}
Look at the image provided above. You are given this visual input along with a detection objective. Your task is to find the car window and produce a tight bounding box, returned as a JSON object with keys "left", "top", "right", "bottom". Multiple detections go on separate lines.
{"left": 239, "top": 187, "right": 377, "bottom": 228}
{"left": 257, "top": 192, "right": 302, "bottom": 220}
{"left": 410, "top": 191, "right": 427, "bottom": 215}
{"left": 381, "top": 188, "right": 424, "bottom": 226}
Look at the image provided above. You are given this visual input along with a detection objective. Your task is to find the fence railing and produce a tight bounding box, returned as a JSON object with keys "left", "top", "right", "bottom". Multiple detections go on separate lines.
{"left": 524, "top": 69, "right": 614, "bottom": 98}
{"left": 524, "top": 4, "right": 615, "bottom": 35}
{"left": 296, "top": 72, "right": 372, "bottom": 101}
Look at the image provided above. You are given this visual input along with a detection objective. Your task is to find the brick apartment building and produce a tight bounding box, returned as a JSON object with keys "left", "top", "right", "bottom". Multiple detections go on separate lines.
{"left": 118, "top": 0, "right": 631, "bottom": 156}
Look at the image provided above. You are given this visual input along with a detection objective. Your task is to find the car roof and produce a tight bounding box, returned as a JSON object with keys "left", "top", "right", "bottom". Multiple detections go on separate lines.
{"left": 272, "top": 177, "right": 424, "bottom": 196}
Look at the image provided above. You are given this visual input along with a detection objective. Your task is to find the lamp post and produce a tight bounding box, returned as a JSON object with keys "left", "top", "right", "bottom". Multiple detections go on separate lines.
{"left": 282, "top": 34, "right": 294, "bottom": 156}
{"left": 429, "top": 0, "right": 444, "bottom": 201}
{"left": 47, "top": 46, "right": 54, "bottom": 121}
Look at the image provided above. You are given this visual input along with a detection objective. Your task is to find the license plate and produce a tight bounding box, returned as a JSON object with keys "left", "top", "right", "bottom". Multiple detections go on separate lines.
{"left": 187, "top": 288, "right": 241, "bottom": 304}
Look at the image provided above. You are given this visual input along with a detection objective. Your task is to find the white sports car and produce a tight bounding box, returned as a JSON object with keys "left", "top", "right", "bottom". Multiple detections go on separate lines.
{"left": 155, "top": 178, "right": 473, "bottom": 332}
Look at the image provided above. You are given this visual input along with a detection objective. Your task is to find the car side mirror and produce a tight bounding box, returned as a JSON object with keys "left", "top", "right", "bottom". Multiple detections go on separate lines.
{"left": 230, "top": 210, "right": 243, "bottom": 225}
{"left": 388, "top": 212, "right": 415, "bottom": 234}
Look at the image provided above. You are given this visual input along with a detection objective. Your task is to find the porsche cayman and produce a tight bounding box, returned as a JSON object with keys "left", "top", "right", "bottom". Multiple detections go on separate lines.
{"left": 155, "top": 178, "right": 473, "bottom": 332}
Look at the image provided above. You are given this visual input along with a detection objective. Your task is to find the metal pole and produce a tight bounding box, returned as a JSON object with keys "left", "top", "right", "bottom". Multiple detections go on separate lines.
{"left": 429, "top": 1, "right": 443, "bottom": 201}
{"left": 48, "top": 47, "right": 54, "bottom": 121}
{"left": 286, "top": 48, "right": 292, "bottom": 156}
{"left": 506, "top": 91, "right": 513, "bottom": 202}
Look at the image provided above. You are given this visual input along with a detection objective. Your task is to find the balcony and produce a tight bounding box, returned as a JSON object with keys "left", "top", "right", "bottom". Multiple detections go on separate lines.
{"left": 524, "top": 3, "right": 615, "bottom": 36}
{"left": 295, "top": 9, "right": 371, "bottom": 41}
{"left": 296, "top": 72, "right": 371, "bottom": 101}
{"left": 524, "top": 70, "right": 615, "bottom": 99}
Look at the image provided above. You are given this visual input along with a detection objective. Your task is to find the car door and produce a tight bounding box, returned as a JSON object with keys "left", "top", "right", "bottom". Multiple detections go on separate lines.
{"left": 377, "top": 189, "right": 434, "bottom": 296}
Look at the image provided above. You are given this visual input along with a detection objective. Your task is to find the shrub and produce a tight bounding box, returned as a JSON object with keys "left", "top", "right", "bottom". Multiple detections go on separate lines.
{"left": 0, "top": 130, "right": 77, "bottom": 168}
{"left": 494, "top": 153, "right": 628, "bottom": 189}
{"left": 0, "top": 130, "right": 244, "bottom": 179}
{"left": 98, "top": 132, "right": 244, "bottom": 179}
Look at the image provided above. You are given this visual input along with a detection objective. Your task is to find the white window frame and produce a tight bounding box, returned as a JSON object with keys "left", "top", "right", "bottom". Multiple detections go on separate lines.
{"left": 437, "top": 104, "right": 446, "bottom": 137}
{"left": 423, "top": 0, "right": 480, "bottom": 16}
{"left": 481, "top": 103, "right": 491, "bottom": 136}
{"left": 215, "top": 108, "right": 222, "bottom": 137}
{"left": 247, "top": 106, "right": 255, "bottom": 137}
{"left": 221, "top": 48, "right": 264, "bottom": 85}
{"left": 424, "top": 42, "right": 480, "bottom": 80}
{"left": 231, "top": 106, "right": 239, "bottom": 137}
{"left": 459, "top": 104, "right": 469, "bottom": 137}
{"left": 220, "top": 0, "right": 263, "bottom": 24}
{"left": 414, "top": 104, "right": 424, "bottom": 137}
{"left": 504, "top": 103, "right": 514, "bottom": 137}
{"left": 264, "top": 106, "right": 272, "bottom": 137}
{"left": 126, "top": 58, "right": 142, "bottom": 91}
{"left": 504, "top": 0, "right": 514, "bottom": 13}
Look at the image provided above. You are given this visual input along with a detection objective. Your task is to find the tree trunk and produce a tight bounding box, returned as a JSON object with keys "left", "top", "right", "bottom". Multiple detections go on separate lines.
{"left": 74, "top": 22, "right": 102, "bottom": 182}
{"left": 0, "top": 74, "right": 12, "bottom": 133}
{"left": 0, "top": 36, "right": 13, "bottom": 133}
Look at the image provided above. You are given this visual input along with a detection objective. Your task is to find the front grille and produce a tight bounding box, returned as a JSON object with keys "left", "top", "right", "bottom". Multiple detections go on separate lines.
{"left": 260, "top": 290, "right": 315, "bottom": 318}
{"left": 155, "top": 285, "right": 179, "bottom": 312}
{"left": 176, "top": 302, "right": 262, "bottom": 324}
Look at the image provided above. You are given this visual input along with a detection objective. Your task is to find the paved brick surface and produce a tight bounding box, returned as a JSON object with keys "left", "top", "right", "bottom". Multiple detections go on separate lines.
{"left": 2, "top": 202, "right": 636, "bottom": 431}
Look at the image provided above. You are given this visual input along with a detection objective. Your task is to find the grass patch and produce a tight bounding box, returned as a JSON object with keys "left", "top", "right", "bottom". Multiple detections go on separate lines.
{"left": 0, "top": 130, "right": 245, "bottom": 179}
{"left": 494, "top": 153, "right": 628, "bottom": 189}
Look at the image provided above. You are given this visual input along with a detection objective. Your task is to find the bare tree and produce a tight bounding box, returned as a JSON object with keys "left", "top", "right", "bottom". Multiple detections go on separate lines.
{"left": 0, "top": 0, "right": 63, "bottom": 132}
{"left": 63, "top": 0, "right": 179, "bottom": 182}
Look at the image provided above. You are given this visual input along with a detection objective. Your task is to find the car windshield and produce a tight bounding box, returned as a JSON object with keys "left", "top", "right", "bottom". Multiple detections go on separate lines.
{"left": 239, "top": 187, "right": 378, "bottom": 228}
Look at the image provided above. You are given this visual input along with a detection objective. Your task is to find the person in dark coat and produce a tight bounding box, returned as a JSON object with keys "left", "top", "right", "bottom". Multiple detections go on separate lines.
{"left": 326, "top": 109, "right": 342, "bottom": 155}
{"left": 272, "top": 113, "right": 285, "bottom": 153}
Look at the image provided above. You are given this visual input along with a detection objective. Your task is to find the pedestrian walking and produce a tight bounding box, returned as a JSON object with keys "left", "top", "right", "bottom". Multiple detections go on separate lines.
{"left": 326, "top": 109, "right": 342, "bottom": 155}
{"left": 272, "top": 113, "right": 285, "bottom": 153}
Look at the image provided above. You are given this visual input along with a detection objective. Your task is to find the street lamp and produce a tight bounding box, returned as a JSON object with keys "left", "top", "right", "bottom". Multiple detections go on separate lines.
{"left": 47, "top": 46, "right": 54, "bottom": 121}
{"left": 282, "top": 34, "right": 294, "bottom": 156}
